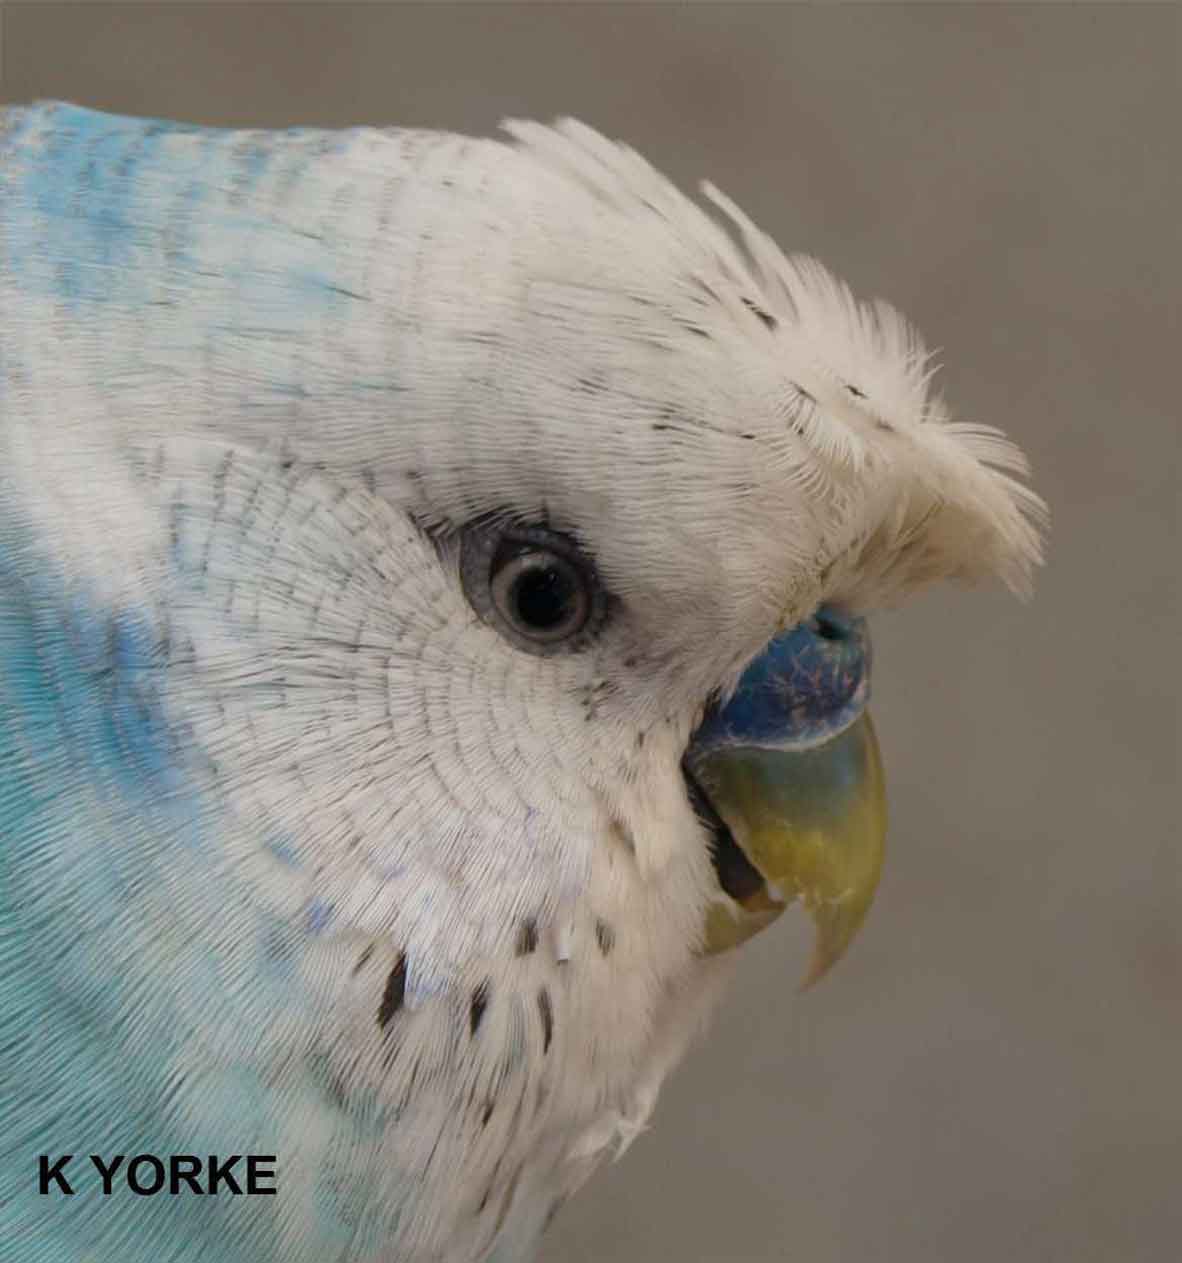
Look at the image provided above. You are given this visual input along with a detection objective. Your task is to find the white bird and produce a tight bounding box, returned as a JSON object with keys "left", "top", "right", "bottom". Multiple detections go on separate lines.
{"left": 0, "top": 103, "right": 1045, "bottom": 1263}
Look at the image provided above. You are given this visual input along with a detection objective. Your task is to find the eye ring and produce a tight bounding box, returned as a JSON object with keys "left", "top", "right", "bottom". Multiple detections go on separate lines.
{"left": 460, "top": 523, "right": 608, "bottom": 655}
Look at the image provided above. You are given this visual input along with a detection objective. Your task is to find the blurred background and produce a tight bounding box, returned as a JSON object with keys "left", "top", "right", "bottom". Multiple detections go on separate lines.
{"left": 2, "top": 5, "right": 1176, "bottom": 1261}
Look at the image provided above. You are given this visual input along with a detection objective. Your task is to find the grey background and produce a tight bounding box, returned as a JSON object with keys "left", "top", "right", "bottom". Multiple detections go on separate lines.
{"left": 2, "top": 4, "right": 1176, "bottom": 1262}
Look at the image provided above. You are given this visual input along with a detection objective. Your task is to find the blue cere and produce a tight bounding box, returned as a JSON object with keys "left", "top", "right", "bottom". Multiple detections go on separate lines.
{"left": 689, "top": 605, "right": 871, "bottom": 754}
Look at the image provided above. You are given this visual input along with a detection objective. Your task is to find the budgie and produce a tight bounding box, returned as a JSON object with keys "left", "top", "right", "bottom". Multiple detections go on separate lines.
{"left": 0, "top": 102, "right": 1046, "bottom": 1263}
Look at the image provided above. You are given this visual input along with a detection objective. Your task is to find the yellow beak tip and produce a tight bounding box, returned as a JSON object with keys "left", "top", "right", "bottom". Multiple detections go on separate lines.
{"left": 695, "top": 712, "right": 887, "bottom": 979}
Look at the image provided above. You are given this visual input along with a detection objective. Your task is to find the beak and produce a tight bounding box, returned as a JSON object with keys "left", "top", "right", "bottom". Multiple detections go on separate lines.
{"left": 684, "top": 609, "right": 887, "bottom": 985}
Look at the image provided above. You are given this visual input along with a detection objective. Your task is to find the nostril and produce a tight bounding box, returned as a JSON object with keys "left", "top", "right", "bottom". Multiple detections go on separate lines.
{"left": 812, "top": 605, "right": 853, "bottom": 642}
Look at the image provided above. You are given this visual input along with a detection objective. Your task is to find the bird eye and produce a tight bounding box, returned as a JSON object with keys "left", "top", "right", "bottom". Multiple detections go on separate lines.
{"left": 460, "top": 524, "right": 607, "bottom": 655}
{"left": 490, "top": 545, "right": 588, "bottom": 641}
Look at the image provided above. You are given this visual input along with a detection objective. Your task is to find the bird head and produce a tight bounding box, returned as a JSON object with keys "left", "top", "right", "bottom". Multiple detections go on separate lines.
{"left": 6, "top": 106, "right": 1044, "bottom": 992}
{"left": 268, "top": 118, "right": 1045, "bottom": 984}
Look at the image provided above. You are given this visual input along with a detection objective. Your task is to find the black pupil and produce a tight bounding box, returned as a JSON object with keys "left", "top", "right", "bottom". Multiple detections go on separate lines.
{"left": 513, "top": 563, "right": 575, "bottom": 630}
